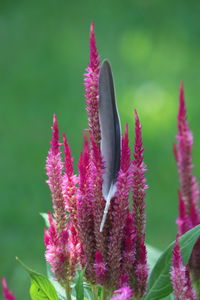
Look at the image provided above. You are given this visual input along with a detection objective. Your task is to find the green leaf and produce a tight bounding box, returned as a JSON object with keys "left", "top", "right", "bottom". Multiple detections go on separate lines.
{"left": 146, "top": 244, "right": 162, "bottom": 272}
{"left": 83, "top": 284, "right": 93, "bottom": 300}
{"left": 16, "top": 257, "right": 59, "bottom": 300}
{"left": 161, "top": 294, "right": 174, "bottom": 300}
{"left": 46, "top": 263, "right": 66, "bottom": 300}
{"left": 40, "top": 212, "right": 50, "bottom": 227}
{"left": 74, "top": 269, "right": 85, "bottom": 300}
{"left": 145, "top": 224, "right": 200, "bottom": 300}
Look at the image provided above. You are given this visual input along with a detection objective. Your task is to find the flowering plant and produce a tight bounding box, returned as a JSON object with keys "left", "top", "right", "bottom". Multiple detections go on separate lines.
{"left": 2, "top": 23, "right": 200, "bottom": 300}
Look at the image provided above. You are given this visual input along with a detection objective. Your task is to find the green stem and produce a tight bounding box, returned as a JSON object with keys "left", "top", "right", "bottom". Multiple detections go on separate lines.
{"left": 65, "top": 278, "right": 72, "bottom": 300}
{"left": 92, "top": 285, "right": 98, "bottom": 300}
{"left": 102, "top": 286, "right": 112, "bottom": 300}
{"left": 193, "top": 279, "right": 200, "bottom": 299}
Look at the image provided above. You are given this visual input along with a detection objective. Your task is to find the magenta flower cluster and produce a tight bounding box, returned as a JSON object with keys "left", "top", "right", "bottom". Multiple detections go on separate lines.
{"left": 173, "top": 83, "right": 200, "bottom": 286}
{"left": 44, "top": 23, "right": 148, "bottom": 297}
{"left": 2, "top": 23, "right": 200, "bottom": 300}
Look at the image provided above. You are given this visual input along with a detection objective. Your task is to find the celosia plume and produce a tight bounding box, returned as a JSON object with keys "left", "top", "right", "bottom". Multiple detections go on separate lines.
{"left": 132, "top": 110, "right": 147, "bottom": 238}
{"left": 132, "top": 110, "right": 148, "bottom": 297}
{"left": 107, "top": 125, "right": 132, "bottom": 286}
{"left": 46, "top": 114, "right": 66, "bottom": 234}
{"left": 84, "top": 22, "right": 100, "bottom": 143}
{"left": 174, "top": 83, "right": 200, "bottom": 282}
{"left": 62, "top": 133, "right": 78, "bottom": 228}
{"left": 175, "top": 82, "right": 199, "bottom": 230}
{"left": 120, "top": 212, "right": 136, "bottom": 287}
{"left": 76, "top": 134, "right": 96, "bottom": 280}
{"left": 171, "top": 236, "right": 197, "bottom": 300}
{"left": 89, "top": 132, "right": 107, "bottom": 258}
{"left": 1, "top": 278, "right": 16, "bottom": 300}
{"left": 44, "top": 22, "right": 149, "bottom": 294}
{"left": 44, "top": 212, "right": 70, "bottom": 283}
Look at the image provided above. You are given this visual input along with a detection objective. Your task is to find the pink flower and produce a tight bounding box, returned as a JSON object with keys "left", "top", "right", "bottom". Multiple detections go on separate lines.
{"left": 107, "top": 125, "right": 133, "bottom": 286}
{"left": 174, "top": 82, "right": 199, "bottom": 231}
{"left": 84, "top": 22, "right": 101, "bottom": 143}
{"left": 1, "top": 277, "right": 16, "bottom": 300}
{"left": 76, "top": 134, "right": 96, "bottom": 279}
{"left": 132, "top": 110, "right": 148, "bottom": 239}
{"left": 171, "top": 236, "right": 197, "bottom": 300}
{"left": 45, "top": 116, "right": 73, "bottom": 283}
{"left": 174, "top": 83, "right": 200, "bottom": 280}
{"left": 62, "top": 133, "right": 78, "bottom": 229}
{"left": 45, "top": 23, "right": 149, "bottom": 294}
{"left": 44, "top": 212, "right": 70, "bottom": 283}
{"left": 120, "top": 212, "right": 136, "bottom": 287}
{"left": 110, "top": 286, "right": 133, "bottom": 300}
{"left": 46, "top": 114, "right": 66, "bottom": 234}
{"left": 132, "top": 110, "right": 148, "bottom": 297}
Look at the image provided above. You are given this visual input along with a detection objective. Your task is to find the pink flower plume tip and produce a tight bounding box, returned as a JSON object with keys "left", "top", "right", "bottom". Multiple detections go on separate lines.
{"left": 132, "top": 109, "right": 148, "bottom": 239}
{"left": 84, "top": 22, "right": 101, "bottom": 143}
{"left": 1, "top": 277, "right": 16, "bottom": 300}
{"left": 110, "top": 286, "right": 133, "bottom": 300}
{"left": 63, "top": 133, "right": 74, "bottom": 179}
{"left": 51, "top": 114, "right": 60, "bottom": 155}
{"left": 46, "top": 115, "right": 66, "bottom": 233}
{"left": 175, "top": 83, "right": 199, "bottom": 228}
{"left": 132, "top": 110, "right": 148, "bottom": 297}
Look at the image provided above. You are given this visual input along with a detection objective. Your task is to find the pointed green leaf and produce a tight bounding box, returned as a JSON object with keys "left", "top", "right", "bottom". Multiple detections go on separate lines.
{"left": 46, "top": 263, "right": 66, "bottom": 300}
{"left": 83, "top": 284, "right": 93, "bottom": 300}
{"left": 74, "top": 269, "right": 85, "bottom": 300}
{"left": 40, "top": 212, "right": 50, "bottom": 227}
{"left": 146, "top": 244, "right": 162, "bottom": 272}
{"left": 145, "top": 224, "right": 200, "bottom": 300}
{"left": 16, "top": 257, "right": 58, "bottom": 300}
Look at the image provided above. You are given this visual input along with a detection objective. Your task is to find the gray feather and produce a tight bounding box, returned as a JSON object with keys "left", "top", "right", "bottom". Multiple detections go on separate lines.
{"left": 99, "top": 60, "right": 121, "bottom": 231}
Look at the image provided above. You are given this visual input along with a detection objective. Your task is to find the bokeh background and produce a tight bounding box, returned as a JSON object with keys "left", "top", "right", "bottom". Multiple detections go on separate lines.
{"left": 1, "top": 0, "right": 200, "bottom": 298}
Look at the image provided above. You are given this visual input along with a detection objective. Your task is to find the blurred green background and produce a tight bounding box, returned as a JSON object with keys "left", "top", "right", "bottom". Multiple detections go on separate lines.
{"left": 1, "top": 0, "right": 200, "bottom": 298}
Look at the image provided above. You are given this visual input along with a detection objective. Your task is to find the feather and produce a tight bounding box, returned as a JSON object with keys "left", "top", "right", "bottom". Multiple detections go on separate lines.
{"left": 99, "top": 60, "right": 121, "bottom": 231}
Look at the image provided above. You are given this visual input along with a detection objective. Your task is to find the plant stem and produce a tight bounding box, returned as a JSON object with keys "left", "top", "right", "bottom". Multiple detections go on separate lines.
{"left": 194, "top": 279, "right": 200, "bottom": 299}
{"left": 92, "top": 285, "right": 98, "bottom": 300}
{"left": 65, "top": 278, "right": 72, "bottom": 300}
{"left": 102, "top": 286, "right": 111, "bottom": 300}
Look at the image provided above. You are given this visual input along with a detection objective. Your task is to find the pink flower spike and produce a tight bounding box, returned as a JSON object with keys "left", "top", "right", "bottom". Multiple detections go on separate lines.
{"left": 89, "top": 132, "right": 106, "bottom": 255}
{"left": 46, "top": 115, "right": 66, "bottom": 234}
{"left": 107, "top": 126, "right": 132, "bottom": 287}
{"left": 77, "top": 134, "right": 96, "bottom": 279}
{"left": 84, "top": 22, "right": 101, "bottom": 143}
{"left": 171, "top": 236, "right": 197, "bottom": 300}
{"left": 78, "top": 134, "right": 90, "bottom": 192}
{"left": 120, "top": 124, "right": 131, "bottom": 172}
{"left": 120, "top": 212, "right": 136, "bottom": 287}
{"left": 110, "top": 286, "right": 133, "bottom": 300}
{"left": 176, "top": 191, "right": 191, "bottom": 235}
{"left": 132, "top": 110, "right": 148, "bottom": 238}
{"left": 62, "top": 133, "right": 78, "bottom": 228}
{"left": 89, "top": 22, "right": 100, "bottom": 70}
{"left": 135, "top": 234, "right": 148, "bottom": 297}
{"left": 51, "top": 114, "right": 60, "bottom": 155}
{"left": 131, "top": 110, "right": 148, "bottom": 296}
{"left": 44, "top": 212, "right": 70, "bottom": 284}
{"left": 1, "top": 278, "right": 16, "bottom": 300}
{"left": 175, "top": 82, "right": 199, "bottom": 227}
{"left": 63, "top": 133, "right": 74, "bottom": 179}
